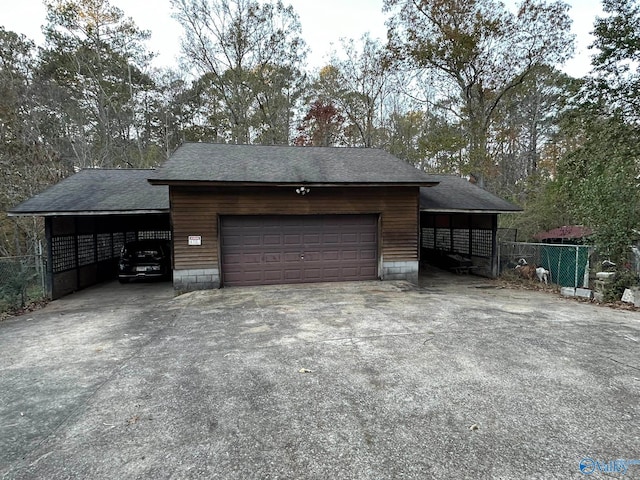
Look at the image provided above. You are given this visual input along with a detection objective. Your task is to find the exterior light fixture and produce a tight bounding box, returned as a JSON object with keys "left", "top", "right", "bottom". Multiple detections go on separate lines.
{"left": 295, "top": 186, "right": 310, "bottom": 195}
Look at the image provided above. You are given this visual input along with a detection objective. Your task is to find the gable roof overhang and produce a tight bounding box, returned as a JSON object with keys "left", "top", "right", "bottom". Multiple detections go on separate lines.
{"left": 8, "top": 209, "right": 169, "bottom": 217}
{"left": 149, "top": 180, "right": 437, "bottom": 188}
{"left": 420, "top": 175, "right": 522, "bottom": 214}
{"left": 8, "top": 169, "right": 169, "bottom": 217}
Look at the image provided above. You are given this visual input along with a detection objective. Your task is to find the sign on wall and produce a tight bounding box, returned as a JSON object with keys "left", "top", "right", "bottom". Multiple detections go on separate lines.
{"left": 188, "top": 235, "right": 202, "bottom": 246}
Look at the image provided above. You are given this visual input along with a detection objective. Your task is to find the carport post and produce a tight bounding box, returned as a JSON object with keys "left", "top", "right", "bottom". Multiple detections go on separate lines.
{"left": 491, "top": 215, "right": 498, "bottom": 277}
{"left": 44, "top": 217, "right": 54, "bottom": 299}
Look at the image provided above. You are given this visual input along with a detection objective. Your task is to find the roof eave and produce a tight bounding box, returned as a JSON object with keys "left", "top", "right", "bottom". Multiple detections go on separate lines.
{"left": 420, "top": 208, "right": 523, "bottom": 214}
{"left": 7, "top": 209, "right": 170, "bottom": 217}
{"left": 148, "top": 180, "right": 438, "bottom": 187}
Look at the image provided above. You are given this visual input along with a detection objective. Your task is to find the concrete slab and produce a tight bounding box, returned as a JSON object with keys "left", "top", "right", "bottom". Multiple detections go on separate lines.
{"left": 622, "top": 288, "right": 640, "bottom": 307}
{"left": 576, "top": 288, "right": 593, "bottom": 299}
{"left": 1, "top": 275, "right": 639, "bottom": 479}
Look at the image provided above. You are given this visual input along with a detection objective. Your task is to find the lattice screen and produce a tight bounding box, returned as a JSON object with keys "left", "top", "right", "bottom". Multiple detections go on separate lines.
{"left": 452, "top": 229, "right": 470, "bottom": 255}
{"left": 471, "top": 230, "right": 492, "bottom": 258}
{"left": 113, "top": 232, "right": 125, "bottom": 257}
{"left": 77, "top": 235, "right": 95, "bottom": 266}
{"left": 96, "top": 233, "right": 113, "bottom": 262}
{"left": 52, "top": 236, "right": 76, "bottom": 273}
{"left": 138, "top": 230, "right": 172, "bottom": 240}
{"left": 422, "top": 227, "right": 492, "bottom": 259}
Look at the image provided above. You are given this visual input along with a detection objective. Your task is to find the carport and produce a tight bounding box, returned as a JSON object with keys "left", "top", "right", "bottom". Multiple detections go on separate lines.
{"left": 8, "top": 169, "right": 170, "bottom": 299}
{"left": 419, "top": 175, "right": 522, "bottom": 277}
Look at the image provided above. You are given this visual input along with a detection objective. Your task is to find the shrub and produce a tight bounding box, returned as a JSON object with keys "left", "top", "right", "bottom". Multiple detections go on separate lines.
{"left": 0, "top": 266, "right": 37, "bottom": 311}
{"left": 603, "top": 269, "right": 640, "bottom": 303}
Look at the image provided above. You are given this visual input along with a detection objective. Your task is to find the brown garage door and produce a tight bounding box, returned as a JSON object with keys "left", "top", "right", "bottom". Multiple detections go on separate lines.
{"left": 220, "top": 215, "right": 378, "bottom": 286}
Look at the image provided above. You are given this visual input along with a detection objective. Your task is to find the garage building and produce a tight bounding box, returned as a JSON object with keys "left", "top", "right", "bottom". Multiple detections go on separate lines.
{"left": 148, "top": 143, "right": 436, "bottom": 290}
{"left": 9, "top": 143, "right": 520, "bottom": 298}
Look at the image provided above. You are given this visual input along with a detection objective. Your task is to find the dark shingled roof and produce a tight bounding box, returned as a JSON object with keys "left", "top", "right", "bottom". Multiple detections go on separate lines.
{"left": 9, "top": 162, "right": 520, "bottom": 217}
{"left": 149, "top": 143, "right": 437, "bottom": 185}
{"left": 8, "top": 169, "right": 169, "bottom": 216}
{"left": 420, "top": 175, "right": 522, "bottom": 213}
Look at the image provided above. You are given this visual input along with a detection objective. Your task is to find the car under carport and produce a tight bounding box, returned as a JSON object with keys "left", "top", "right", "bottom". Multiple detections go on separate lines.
{"left": 8, "top": 169, "right": 171, "bottom": 299}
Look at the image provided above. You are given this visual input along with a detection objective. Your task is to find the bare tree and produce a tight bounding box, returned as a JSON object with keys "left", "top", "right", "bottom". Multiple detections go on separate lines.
{"left": 171, "top": 0, "right": 307, "bottom": 144}
{"left": 41, "top": 0, "right": 154, "bottom": 168}
{"left": 316, "top": 34, "right": 395, "bottom": 148}
{"left": 0, "top": 28, "right": 71, "bottom": 256}
{"left": 386, "top": 0, "right": 574, "bottom": 186}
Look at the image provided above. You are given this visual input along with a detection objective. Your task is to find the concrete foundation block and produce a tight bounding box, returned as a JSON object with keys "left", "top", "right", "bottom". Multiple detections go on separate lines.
{"left": 575, "top": 288, "right": 593, "bottom": 299}
{"left": 621, "top": 288, "right": 640, "bottom": 306}
{"left": 173, "top": 268, "right": 220, "bottom": 291}
{"left": 561, "top": 287, "right": 576, "bottom": 297}
{"left": 596, "top": 271, "right": 616, "bottom": 280}
{"left": 382, "top": 261, "right": 419, "bottom": 284}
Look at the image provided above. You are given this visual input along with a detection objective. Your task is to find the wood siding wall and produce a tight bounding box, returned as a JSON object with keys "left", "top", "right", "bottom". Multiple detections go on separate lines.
{"left": 170, "top": 186, "right": 420, "bottom": 271}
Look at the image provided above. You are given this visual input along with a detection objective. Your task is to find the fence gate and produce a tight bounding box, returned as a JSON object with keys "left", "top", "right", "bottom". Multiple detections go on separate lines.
{"left": 499, "top": 242, "right": 592, "bottom": 288}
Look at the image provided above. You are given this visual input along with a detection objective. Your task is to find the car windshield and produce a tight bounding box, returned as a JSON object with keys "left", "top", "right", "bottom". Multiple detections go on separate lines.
{"left": 122, "top": 244, "right": 164, "bottom": 259}
{"left": 135, "top": 249, "right": 161, "bottom": 258}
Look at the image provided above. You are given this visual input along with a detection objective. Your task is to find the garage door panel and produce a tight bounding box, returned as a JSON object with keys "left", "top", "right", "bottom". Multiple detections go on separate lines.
{"left": 322, "top": 251, "right": 339, "bottom": 261}
{"left": 242, "top": 253, "right": 262, "bottom": 264}
{"left": 360, "top": 249, "right": 377, "bottom": 260}
{"left": 221, "top": 215, "right": 378, "bottom": 286}
{"left": 284, "top": 252, "right": 302, "bottom": 262}
{"left": 264, "top": 253, "right": 281, "bottom": 263}
{"left": 360, "top": 266, "right": 378, "bottom": 276}
{"left": 322, "top": 233, "right": 339, "bottom": 244}
{"left": 284, "top": 269, "right": 302, "bottom": 281}
{"left": 242, "top": 235, "right": 261, "bottom": 246}
{"left": 244, "top": 271, "right": 264, "bottom": 282}
{"left": 263, "top": 234, "right": 282, "bottom": 245}
{"left": 341, "top": 250, "right": 358, "bottom": 261}
{"left": 301, "top": 251, "right": 321, "bottom": 261}
{"left": 225, "top": 271, "right": 259, "bottom": 283}
{"left": 360, "top": 232, "right": 376, "bottom": 243}
{"left": 222, "top": 253, "right": 242, "bottom": 265}
{"left": 341, "top": 266, "right": 359, "bottom": 276}
{"left": 264, "top": 270, "right": 284, "bottom": 282}
{"left": 303, "top": 268, "right": 322, "bottom": 280}
{"left": 321, "top": 267, "right": 340, "bottom": 278}
{"left": 222, "top": 234, "right": 242, "bottom": 247}
{"left": 284, "top": 234, "right": 302, "bottom": 245}
{"left": 303, "top": 234, "right": 321, "bottom": 245}
{"left": 341, "top": 233, "right": 359, "bottom": 243}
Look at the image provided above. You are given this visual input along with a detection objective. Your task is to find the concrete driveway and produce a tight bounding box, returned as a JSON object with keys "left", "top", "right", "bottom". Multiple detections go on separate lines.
{"left": 1, "top": 272, "right": 639, "bottom": 479}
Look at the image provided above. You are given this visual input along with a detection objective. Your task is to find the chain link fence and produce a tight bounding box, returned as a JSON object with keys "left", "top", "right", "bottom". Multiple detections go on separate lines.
{"left": 0, "top": 255, "right": 46, "bottom": 314}
{"left": 498, "top": 242, "right": 592, "bottom": 288}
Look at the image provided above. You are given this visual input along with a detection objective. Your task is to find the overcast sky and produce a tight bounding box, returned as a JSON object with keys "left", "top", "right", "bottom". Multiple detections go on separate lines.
{"left": 0, "top": 0, "right": 603, "bottom": 78}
